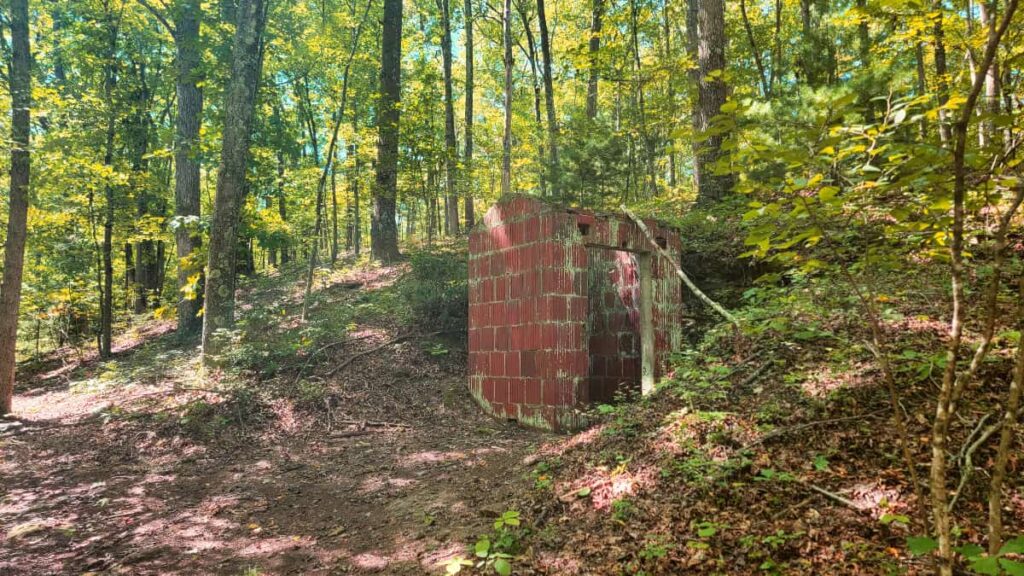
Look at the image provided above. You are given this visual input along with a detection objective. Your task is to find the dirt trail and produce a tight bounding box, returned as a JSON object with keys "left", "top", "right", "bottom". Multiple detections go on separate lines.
{"left": 0, "top": 269, "right": 543, "bottom": 576}
{"left": 1, "top": 373, "right": 539, "bottom": 575}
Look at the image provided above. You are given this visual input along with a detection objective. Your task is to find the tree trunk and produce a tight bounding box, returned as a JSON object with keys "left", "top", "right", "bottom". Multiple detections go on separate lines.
{"left": 372, "top": 0, "right": 404, "bottom": 262}
{"left": 518, "top": 3, "right": 547, "bottom": 196}
{"left": 586, "top": 0, "right": 604, "bottom": 119}
{"left": 438, "top": 0, "right": 459, "bottom": 235}
{"left": 537, "top": 0, "right": 559, "bottom": 195}
{"left": 174, "top": 0, "right": 205, "bottom": 336}
{"left": 501, "top": 0, "right": 513, "bottom": 197}
{"left": 464, "top": 0, "right": 475, "bottom": 228}
{"left": 201, "top": 0, "right": 268, "bottom": 362}
{"left": 989, "top": 276, "right": 1024, "bottom": 554}
{"left": 100, "top": 8, "right": 120, "bottom": 359}
{"left": 331, "top": 152, "right": 339, "bottom": 264}
{"left": 129, "top": 62, "right": 155, "bottom": 314}
{"left": 0, "top": 0, "right": 30, "bottom": 414}
{"left": 690, "top": 0, "right": 734, "bottom": 205}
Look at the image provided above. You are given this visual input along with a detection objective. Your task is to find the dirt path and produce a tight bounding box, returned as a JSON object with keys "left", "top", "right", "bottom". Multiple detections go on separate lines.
{"left": 1, "top": 297, "right": 543, "bottom": 576}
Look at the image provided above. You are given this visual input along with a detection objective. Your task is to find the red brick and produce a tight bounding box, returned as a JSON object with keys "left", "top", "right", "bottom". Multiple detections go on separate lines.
{"left": 494, "top": 326, "right": 510, "bottom": 350}
{"left": 493, "top": 379, "right": 510, "bottom": 403}
{"left": 483, "top": 378, "right": 495, "bottom": 401}
{"left": 521, "top": 351, "right": 537, "bottom": 376}
{"left": 542, "top": 324, "right": 558, "bottom": 349}
{"left": 508, "top": 377, "right": 524, "bottom": 403}
{"left": 524, "top": 379, "right": 542, "bottom": 404}
{"left": 547, "top": 296, "right": 568, "bottom": 321}
{"left": 490, "top": 352, "right": 505, "bottom": 376}
{"left": 494, "top": 276, "right": 507, "bottom": 301}
{"left": 505, "top": 351, "right": 521, "bottom": 377}
{"left": 479, "top": 327, "right": 494, "bottom": 351}
{"left": 481, "top": 278, "right": 494, "bottom": 302}
{"left": 526, "top": 324, "right": 542, "bottom": 347}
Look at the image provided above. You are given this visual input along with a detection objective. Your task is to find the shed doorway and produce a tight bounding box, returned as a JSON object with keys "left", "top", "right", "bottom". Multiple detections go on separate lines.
{"left": 585, "top": 246, "right": 655, "bottom": 404}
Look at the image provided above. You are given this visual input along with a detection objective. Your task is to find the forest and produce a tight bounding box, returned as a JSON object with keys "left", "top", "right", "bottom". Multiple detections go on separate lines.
{"left": 0, "top": 0, "right": 1023, "bottom": 573}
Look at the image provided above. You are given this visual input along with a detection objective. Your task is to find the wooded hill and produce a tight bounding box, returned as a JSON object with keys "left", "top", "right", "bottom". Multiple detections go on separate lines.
{"left": 1, "top": 0, "right": 1023, "bottom": 573}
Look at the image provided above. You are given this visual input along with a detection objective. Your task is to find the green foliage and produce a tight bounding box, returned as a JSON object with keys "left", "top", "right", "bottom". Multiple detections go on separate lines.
{"left": 445, "top": 510, "right": 523, "bottom": 575}
{"left": 400, "top": 248, "right": 468, "bottom": 332}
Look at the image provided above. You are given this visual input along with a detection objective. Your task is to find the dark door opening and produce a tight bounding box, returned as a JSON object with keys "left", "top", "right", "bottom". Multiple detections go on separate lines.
{"left": 585, "top": 247, "right": 650, "bottom": 403}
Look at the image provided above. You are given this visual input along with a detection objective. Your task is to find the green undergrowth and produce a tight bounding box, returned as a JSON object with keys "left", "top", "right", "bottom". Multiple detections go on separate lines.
{"left": 506, "top": 257, "right": 1022, "bottom": 575}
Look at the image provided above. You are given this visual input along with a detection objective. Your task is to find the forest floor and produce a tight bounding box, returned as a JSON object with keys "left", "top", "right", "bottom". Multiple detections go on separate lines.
{"left": 2, "top": 258, "right": 1023, "bottom": 575}
{"left": 0, "top": 262, "right": 542, "bottom": 575}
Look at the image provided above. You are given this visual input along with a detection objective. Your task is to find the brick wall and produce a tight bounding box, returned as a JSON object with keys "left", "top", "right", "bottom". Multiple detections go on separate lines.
{"left": 586, "top": 248, "right": 641, "bottom": 403}
{"left": 468, "top": 196, "right": 683, "bottom": 431}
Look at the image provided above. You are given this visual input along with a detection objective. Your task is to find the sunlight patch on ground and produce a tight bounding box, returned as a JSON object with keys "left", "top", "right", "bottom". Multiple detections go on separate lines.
{"left": 358, "top": 475, "right": 417, "bottom": 494}
{"left": 399, "top": 446, "right": 504, "bottom": 468}
{"left": 799, "top": 363, "right": 873, "bottom": 398}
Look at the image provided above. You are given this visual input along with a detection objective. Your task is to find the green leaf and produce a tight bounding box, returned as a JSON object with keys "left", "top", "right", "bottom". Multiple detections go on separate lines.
{"left": 697, "top": 525, "right": 717, "bottom": 538}
{"left": 475, "top": 538, "right": 491, "bottom": 558}
{"left": 955, "top": 544, "right": 985, "bottom": 559}
{"left": 907, "top": 536, "right": 939, "bottom": 556}
{"left": 970, "top": 556, "right": 1001, "bottom": 575}
{"left": 577, "top": 487, "right": 592, "bottom": 498}
{"left": 818, "top": 186, "right": 839, "bottom": 202}
{"left": 1000, "top": 536, "right": 1024, "bottom": 556}
{"left": 493, "top": 557, "right": 512, "bottom": 576}
{"left": 1000, "top": 559, "right": 1024, "bottom": 576}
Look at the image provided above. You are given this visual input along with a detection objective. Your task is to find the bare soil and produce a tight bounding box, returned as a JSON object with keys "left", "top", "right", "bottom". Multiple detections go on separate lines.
{"left": 0, "top": 267, "right": 542, "bottom": 576}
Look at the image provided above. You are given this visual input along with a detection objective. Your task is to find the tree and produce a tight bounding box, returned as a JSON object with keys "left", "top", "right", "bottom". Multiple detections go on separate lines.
{"left": 371, "top": 0, "right": 403, "bottom": 262}
{"left": 463, "top": 0, "right": 475, "bottom": 228}
{"left": 438, "top": 0, "right": 459, "bottom": 235}
{"left": 0, "top": 0, "right": 31, "bottom": 414}
{"left": 170, "top": 0, "right": 205, "bottom": 337}
{"left": 501, "top": 0, "right": 513, "bottom": 196}
{"left": 690, "top": 0, "right": 733, "bottom": 205}
{"left": 536, "top": 0, "right": 558, "bottom": 195}
{"left": 585, "top": 0, "right": 603, "bottom": 119}
{"left": 201, "top": 0, "right": 269, "bottom": 361}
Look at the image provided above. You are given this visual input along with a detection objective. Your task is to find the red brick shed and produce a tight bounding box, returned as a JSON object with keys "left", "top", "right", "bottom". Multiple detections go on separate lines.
{"left": 468, "top": 196, "right": 684, "bottom": 431}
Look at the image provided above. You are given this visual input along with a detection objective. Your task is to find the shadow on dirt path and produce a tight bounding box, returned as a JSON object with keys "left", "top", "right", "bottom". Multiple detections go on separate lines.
{"left": 0, "top": 265, "right": 544, "bottom": 575}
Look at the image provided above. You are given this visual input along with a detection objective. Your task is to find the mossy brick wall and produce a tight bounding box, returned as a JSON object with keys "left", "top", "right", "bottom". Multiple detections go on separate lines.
{"left": 587, "top": 248, "right": 641, "bottom": 404}
{"left": 468, "top": 196, "right": 683, "bottom": 431}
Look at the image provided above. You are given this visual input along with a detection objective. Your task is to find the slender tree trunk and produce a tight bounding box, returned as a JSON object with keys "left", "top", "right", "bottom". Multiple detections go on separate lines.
{"left": 915, "top": 40, "right": 928, "bottom": 138}
{"left": 691, "top": 0, "right": 734, "bottom": 205}
{"left": 100, "top": 7, "right": 119, "bottom": 359}
{"left": 586, "top": 0, "right": 604, "bottom": 119}
{"left": 201, "top": 0, "right": 269, "bottom": 362}
{"left": 933, "top": 5, "right": 951, "bottom": 145}
{"left": 989, "top": 275, "right": 1024, "bottom": 554}
{"left": 463, "top": 0, "right": 475, "bottom": 228}
{"left": 930, "top": 3, "right": 1018, "bottom": 571}
{"left": 302, "top": 0, "right": 370, "bottom": 319}
{"left": 129, "top": 62, "right": 155, "bottom": 314}
{"left": 502, "top": 0, "right": 514, "bottom": 196}
{"left": 172, "top": 0, "right": 205, "bottom": 336}
{"left": 664, "top": 5, "right": 677, "bottom": 187}
{"left": 372, "top": 0, "right": 403, "bottom": 261}
{"left": 519, "top": 4, "right": 547, "bottom": 196}
{"left": 0, "top": 0, "right": 31, "bottom": 414}
{"left": 331, "top": 152, "right": 339, "bottom": 263}
{"left": 537, "top": 0, "right": 559, "bottom": 195}
{"left": 438, "top": 0, "right": 459, "bottom": 235}
{"left": 739, "top": 0, "right": 769, "bottom": 97}
{"left": 856, "top": 0, "right": 874, "bottom": 122}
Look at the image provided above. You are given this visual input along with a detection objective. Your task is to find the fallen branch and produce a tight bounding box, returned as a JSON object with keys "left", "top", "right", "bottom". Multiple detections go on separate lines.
{"left": 743, "top": 409, "right": 888, "bottom": 450}
{"left": 332, "top": 419, "right": 410, "bottom": 429}
{"left": 948, "top": 406, "right": 1024, "bottom": 513}
{"left": 292, "top": 334, "right": 374, "bottom": 385}
{"left": 324, "top": 331, "right": 446, "bottom": 377}
{"left": 807, "top": 483, "right": 867, "bottom": 513}
{"left": 620, "top": 204, "right": 740, "bottom": 328}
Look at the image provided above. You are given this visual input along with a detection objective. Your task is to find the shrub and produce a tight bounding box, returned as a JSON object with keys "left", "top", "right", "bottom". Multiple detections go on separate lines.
{"left": 401, "top": 248, "right": 468, "bottom": 332}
